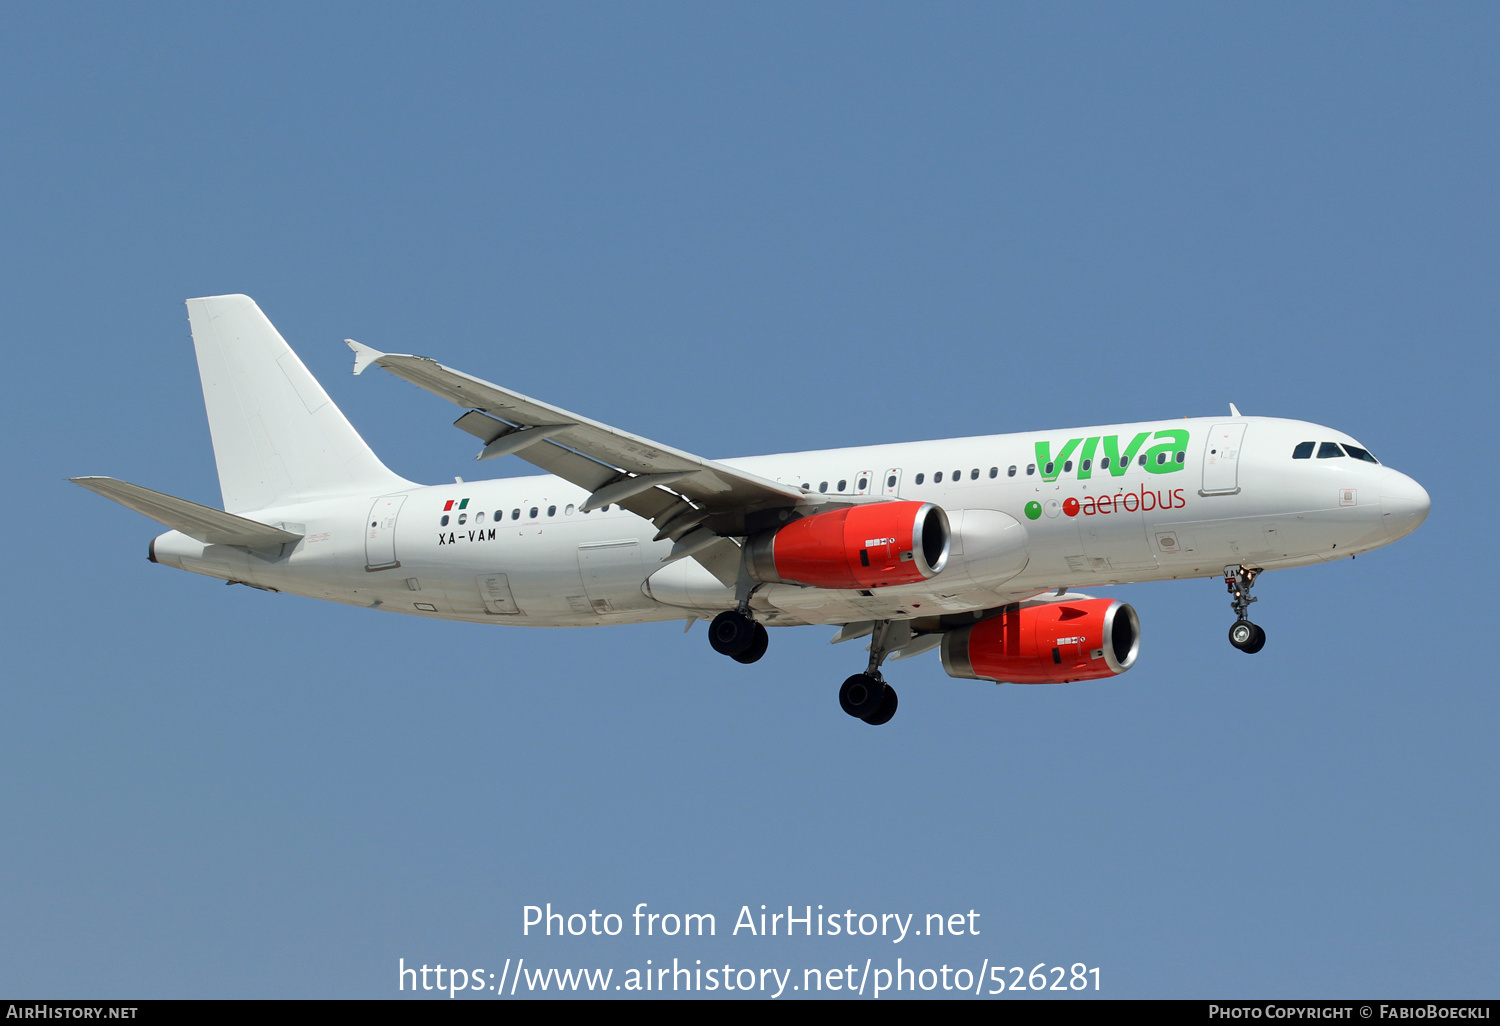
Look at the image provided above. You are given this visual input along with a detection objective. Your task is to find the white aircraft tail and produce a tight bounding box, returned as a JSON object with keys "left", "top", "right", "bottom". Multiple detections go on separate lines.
{"left": 185, "top": 295, "right": 411, "bottom": 513}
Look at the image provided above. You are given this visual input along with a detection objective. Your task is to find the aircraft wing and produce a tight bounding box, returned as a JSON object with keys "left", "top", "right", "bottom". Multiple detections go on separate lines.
{"left": 347, "top": 341, "right": 809, "bottom": 532}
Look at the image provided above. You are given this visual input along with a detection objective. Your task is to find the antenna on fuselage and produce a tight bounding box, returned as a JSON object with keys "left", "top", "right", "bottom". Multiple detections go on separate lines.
{"left": 1230, "top": 403, "right": 1242, "bottom": 417}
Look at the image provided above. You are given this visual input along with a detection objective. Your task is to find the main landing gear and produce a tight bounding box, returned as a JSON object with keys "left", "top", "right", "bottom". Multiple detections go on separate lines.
{"left": 1225, "top": 565, "right": 1267, "bottom": 654}
{"left": 838, "top": 620, "right": 907, "bottom": 727}
{"left": 707, "top": 608, "right": 903, "bottom": 725}
{"left": 708, "top": 610, "right": 768, "bottom": 664}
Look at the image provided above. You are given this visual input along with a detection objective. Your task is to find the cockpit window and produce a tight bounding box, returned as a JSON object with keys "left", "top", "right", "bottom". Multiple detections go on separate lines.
{"left": 1292, "top": 441, "right": 1315, "bottom": 459}
{"left": 1317, "top": 442, "right": 1345, "bottom": 459}
{"left": 1344, "top": 444, "right": 1379, "bottom": 464}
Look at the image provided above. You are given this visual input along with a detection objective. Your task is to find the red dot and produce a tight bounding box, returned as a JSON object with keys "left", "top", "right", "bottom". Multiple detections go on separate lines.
{"left": 1063, "top": 498, "right": 1080, "bottom": 517}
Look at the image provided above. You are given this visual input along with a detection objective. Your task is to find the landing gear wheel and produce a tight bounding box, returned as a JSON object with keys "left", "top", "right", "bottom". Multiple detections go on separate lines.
{"left": 838, "top": 673, "right": 886, "bottom": 719}
{"left": 1245, "top": 623, "right": 1266, "bottom": 654}
{"left": 1228, "top": 619, "right": 1266, "bottom": 653}
{"left": 861, "top": 684, "right": 899, "bottom": 726}
{"left": 731, "top": 623, "right": 769, "bottom": 664}
{"left": 708, "top": 611, "right": 756, "bottom": 658}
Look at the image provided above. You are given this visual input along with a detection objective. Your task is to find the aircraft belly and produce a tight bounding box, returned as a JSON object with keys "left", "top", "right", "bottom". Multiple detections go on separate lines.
{"left": 754, "top": 581, "right": 1008, "bottom": 624}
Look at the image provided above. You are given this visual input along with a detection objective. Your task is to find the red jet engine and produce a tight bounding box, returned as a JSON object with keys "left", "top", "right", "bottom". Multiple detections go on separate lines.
{"left": 941, "top": 598, "right": 1140, "bottom": 684}
{"left": 746, "top": 501, "right": 949, "bottom": 590}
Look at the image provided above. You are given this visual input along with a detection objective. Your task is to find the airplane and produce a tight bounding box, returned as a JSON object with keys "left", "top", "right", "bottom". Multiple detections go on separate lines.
{"left": 74, "top": 295, "right": 1431, "bottom": 725}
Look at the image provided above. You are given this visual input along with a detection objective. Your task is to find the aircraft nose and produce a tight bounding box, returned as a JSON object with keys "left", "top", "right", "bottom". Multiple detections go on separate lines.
{"left": 1381, "top": 472, "right": 1430, "bottom": 541}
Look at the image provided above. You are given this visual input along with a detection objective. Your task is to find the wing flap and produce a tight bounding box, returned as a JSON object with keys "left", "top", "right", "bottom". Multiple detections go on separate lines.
{"left": 510, "top": 440, "right": 683, "bottom": 521}
{"left": 71, "top": 477, "right": 302, "bottom": 549}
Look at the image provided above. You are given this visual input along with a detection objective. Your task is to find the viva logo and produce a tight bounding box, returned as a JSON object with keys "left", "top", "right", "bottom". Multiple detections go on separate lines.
{"left": 1034, "top": 429, "right": 1190, "bottom": 482}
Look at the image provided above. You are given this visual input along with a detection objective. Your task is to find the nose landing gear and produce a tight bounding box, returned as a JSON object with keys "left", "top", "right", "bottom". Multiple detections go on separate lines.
{"left": 1225, "top": 565, "right": 1267, "bottom": 654}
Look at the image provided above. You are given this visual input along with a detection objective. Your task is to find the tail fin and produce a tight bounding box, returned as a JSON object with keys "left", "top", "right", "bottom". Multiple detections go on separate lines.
{"left": 185, "top": 295, "right": 411, "bottom": 512}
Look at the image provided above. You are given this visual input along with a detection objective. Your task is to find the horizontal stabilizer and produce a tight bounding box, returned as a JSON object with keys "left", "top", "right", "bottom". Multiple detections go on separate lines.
{"left": 70, "top": 477, "right": 303, "bottom": 548}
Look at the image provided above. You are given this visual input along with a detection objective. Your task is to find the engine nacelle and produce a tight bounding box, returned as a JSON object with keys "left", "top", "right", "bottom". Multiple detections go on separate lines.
{"left": 746, "top": 501, "right": 949, "bottom": 590}
{"left": 941, "top": 598, "right": 1140, "bottom": 684}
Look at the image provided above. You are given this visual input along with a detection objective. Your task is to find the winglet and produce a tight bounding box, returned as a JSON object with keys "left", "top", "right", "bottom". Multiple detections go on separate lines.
{"left": 345, "top": 339, "right": 386, "bottom": 376}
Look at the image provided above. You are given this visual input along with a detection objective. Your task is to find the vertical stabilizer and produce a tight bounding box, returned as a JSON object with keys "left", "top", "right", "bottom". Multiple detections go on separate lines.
{"left": 185, "top": 295, "right": 411, "bottom": 512}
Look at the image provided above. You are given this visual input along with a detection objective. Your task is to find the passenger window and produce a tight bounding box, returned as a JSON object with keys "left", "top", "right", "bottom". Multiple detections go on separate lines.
{"left": 801, "top": 483, "right": 810, "bottom": 490}
{"left": 970, "top": 468, "right": 979, "bottom": 480}
{"left": 1156, "top": 453, "right": 1166, "bottom": 465}
{"left": 886, "top": 475, "right": 897, "bottom": 488}
{"left": 548, "top": 506, "right": 557, "bottom": 517}
{"left": 837, "top": 479, "right": 847, "bottom": 491}
{"left": 600, "top": 505, "right": 611, "bottom": 512}
{"left": 1063, "top": 460, "right": 1073, "bottom": 472}
{"left": 458, "top": 513, "right": 467, "bottom": 524}
{"left": 494, "top": 511, "right": 503, "bottom": 521}
{"left": 475, "top": 511, "right": 485, "bottom": 524}
{"left": 1081, "top": 459, "right": 1091, "bottom": 472}
{"left": 440, "top": 515, "right": 449, "bottom": 527}
{"left": 952, "top": 469, "right": 961, "bottom": 481}
{"left": 1138, "top": 455, "right": 1147, "bottom": 466}
{"left": 1007, "top": 465, "right": 1016, "bottom": 477}
{"left": 1292, "top": 441, "right": 1314, "bottom": 459}
{"left": 1044, "top": 462, "right": 1054, "bottom": 475}
{"left": 857, "top": 477, "right": 867, "bottom": 490}
{"left": 565, "top": 504, "right": 575, "bottom": 515}
{"left": 529, "top": 507, "right": 539, "bottom": 518}
{"left": 989, "top": 467, "right": 998, "bottom": 478}
{"left": 914, "top": 473, "right": 924, "bottom": 485}
{"left": 1026, "top": 464, "right": 1035, "bottom": 476}
{"left": 511, "top": 509, "right": 520, "bottom": 520}
{"left": 1317, "top": 442, "right": 1345, "bottom": 459}
{"left": 1175, "top": 451, "right": 1185, "bottom": 463}
{"left": 1100, "top": 457, "right": 1110, "bottom": 470}
{"left": 1344, "top": 445, "right": 1379, "bottom": 464}
{"left": 819, "top": 482, "right": 828, "bottom": 493}
{"left": 934, "top": 471, "right": 944, "bottom": 483}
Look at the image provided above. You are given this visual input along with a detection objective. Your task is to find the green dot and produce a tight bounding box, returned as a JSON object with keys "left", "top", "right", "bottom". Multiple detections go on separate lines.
{"left": 1024, "top": 501, "right": 1042, "bottom": 520}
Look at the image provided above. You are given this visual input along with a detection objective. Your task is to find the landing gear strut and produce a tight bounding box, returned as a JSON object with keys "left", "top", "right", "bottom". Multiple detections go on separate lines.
{"left": 708, "top": 610, "right": 768, "bottom": 664}
{"left": 838, "top": 620, "right": 908, "bottom": 726}
{"left": 1224, "top": 565, "right": 1267, "bottom": 654}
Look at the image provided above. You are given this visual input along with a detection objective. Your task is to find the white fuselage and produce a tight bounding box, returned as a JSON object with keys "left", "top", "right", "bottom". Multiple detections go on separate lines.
{"left": 149, "top": 415, "right": 1429, "bottom": 629}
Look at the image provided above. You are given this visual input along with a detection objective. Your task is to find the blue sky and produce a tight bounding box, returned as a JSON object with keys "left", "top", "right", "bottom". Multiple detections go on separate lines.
{"left": 1, "top": 3, "right": 1494, "bottom": 998}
